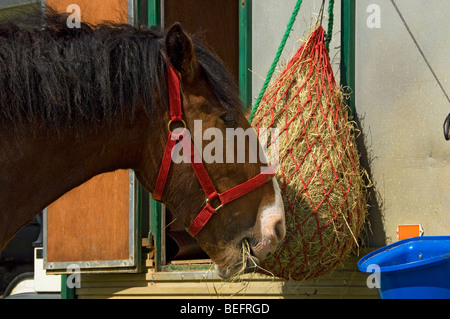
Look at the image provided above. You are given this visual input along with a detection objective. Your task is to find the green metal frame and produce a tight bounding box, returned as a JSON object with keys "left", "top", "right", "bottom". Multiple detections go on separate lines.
{"left": 150, "top": 199, "right": 162, "bottom": 270}
{"left": 239, "top": 0, "right": 252, "bottom": 110}
{"left": 60, "top": 275, "right": 75, "bottom": 299}
{"left": 136, "top": 0, "right": 164, "bottom": 271}
{"left": 147, "top": 0, "right": 161, "bottom": 27}
{"left": 145, "top": 1, "right": 162, "bottom": 270}
{"left": 340, "top": 0, "right": 356, "bottom": 117}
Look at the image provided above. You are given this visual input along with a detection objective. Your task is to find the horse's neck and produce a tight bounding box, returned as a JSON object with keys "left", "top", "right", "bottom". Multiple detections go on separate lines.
{"left": 0, "top": 123, "right": 143, "bottom": 250}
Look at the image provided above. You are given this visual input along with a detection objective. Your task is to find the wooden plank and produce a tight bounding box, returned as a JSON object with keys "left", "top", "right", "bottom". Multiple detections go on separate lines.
{"left": 79, "top": 269, "right": 369, "bottom": 285}
{"left": 164, "top": 0, "right": 239, "bottom": 81}
{"left": 76, "top": 281, "right": 377, "bottom": 298}
{"left": 76, "top": 262, "right": 378, "bottom": 299}
{"left": 46, "top": 170, "right": 130, "bottom": 262}
{"left": 169, "top": 259, "right": 213, "bottom": 265}
{"left": 45, "top": 0, "right": 129, "bottom": 25}
{"left": 76, "top": 249, "right": 378, "bottom": 298}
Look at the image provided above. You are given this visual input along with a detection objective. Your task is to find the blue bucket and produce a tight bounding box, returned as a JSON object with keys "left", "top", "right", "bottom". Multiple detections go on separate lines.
{"left": 358, "top": 236, "right": 450, "bottom": 299}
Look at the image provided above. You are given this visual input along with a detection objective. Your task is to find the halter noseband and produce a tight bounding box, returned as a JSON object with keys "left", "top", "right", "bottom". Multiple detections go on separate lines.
{"left": 152, "top": 62, "right": 275, "bottom": 237}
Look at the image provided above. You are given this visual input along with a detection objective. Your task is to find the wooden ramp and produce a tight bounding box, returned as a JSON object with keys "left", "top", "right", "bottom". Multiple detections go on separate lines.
{"left": 76, "top": 252, "right": 378, "bottom": 299}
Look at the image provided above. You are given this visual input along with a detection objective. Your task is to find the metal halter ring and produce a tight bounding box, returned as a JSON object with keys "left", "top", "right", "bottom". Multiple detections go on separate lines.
{"left": 167, "top": 119, "right": 187, "bottom": 133}
{"left": 205, "top": 197, "right": 223, "bottom": 212}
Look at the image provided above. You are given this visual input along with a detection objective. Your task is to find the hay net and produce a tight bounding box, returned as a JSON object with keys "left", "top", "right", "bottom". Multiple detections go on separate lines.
{"left": 251, "top": 26, "right": 368, "bottom": 281}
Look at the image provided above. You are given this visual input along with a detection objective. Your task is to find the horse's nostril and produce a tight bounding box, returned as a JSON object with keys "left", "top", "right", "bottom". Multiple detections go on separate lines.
{"left": 274, "top": 219, "right": 286, "bottom": 242}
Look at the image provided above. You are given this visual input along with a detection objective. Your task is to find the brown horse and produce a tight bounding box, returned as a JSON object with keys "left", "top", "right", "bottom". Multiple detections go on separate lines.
{"left": 0, "top": 10, "right": 285, "bottom": 278}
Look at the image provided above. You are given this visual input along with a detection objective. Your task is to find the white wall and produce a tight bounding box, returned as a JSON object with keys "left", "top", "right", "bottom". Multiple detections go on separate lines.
{"left": 252, "top": 0, "right": 341, "bottom": 102}
{"left": 355, "top": 0, "right": 450, "bottom": 245}
{"left": 0, "top": 0, "right": 38, "bottom": 10}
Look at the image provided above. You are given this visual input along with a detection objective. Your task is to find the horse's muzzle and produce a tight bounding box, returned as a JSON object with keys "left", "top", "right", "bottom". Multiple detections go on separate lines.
{"left": 214, "top": 255, "right": 260, "bottom": 279}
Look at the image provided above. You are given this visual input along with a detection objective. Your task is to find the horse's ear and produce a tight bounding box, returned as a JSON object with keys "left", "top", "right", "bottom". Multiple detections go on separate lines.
{"left": 165, "top": 23, "right": 199, "bottom": 83}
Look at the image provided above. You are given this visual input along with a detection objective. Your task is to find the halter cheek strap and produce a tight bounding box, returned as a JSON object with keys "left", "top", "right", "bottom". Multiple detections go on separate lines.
{"left": 152, "top": 62, "right": 275, "bottom": 237}
{"left": 152, "top": 64, "right": 184, "bottom": 202}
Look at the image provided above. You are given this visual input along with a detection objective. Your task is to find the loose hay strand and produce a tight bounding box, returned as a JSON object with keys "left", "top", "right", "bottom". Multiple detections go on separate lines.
{"left": 233, "top": 239, "right": 276, "bottom": 280}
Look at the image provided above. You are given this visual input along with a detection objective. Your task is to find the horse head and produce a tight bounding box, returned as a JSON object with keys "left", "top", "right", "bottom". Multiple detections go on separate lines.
{"left": 135, "top": 24, "right": 285, "bottom": 278}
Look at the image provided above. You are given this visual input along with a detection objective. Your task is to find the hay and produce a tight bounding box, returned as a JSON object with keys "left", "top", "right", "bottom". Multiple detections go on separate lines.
{"left": 251, "top": 26, "right": 368, "bottom": 281}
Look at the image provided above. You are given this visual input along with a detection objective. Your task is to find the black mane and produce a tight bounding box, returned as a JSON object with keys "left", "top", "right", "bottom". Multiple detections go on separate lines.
{"left": 0, "top": 7, "right": 241, "bottom": 131}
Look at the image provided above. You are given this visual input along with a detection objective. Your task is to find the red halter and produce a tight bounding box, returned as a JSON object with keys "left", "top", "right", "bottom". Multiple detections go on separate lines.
{"left": 152, "top": 63, "right": 275, "bottom": 237}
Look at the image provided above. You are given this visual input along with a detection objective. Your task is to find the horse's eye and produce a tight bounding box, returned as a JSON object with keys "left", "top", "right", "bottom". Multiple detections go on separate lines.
{"left": 220, "top": 113, "right": 237, "bottom": 126}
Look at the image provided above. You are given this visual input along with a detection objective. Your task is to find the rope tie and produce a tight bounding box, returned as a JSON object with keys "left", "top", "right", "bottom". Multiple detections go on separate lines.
{"left": 249, "top": 0, "right": 335, "bottom": 122}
